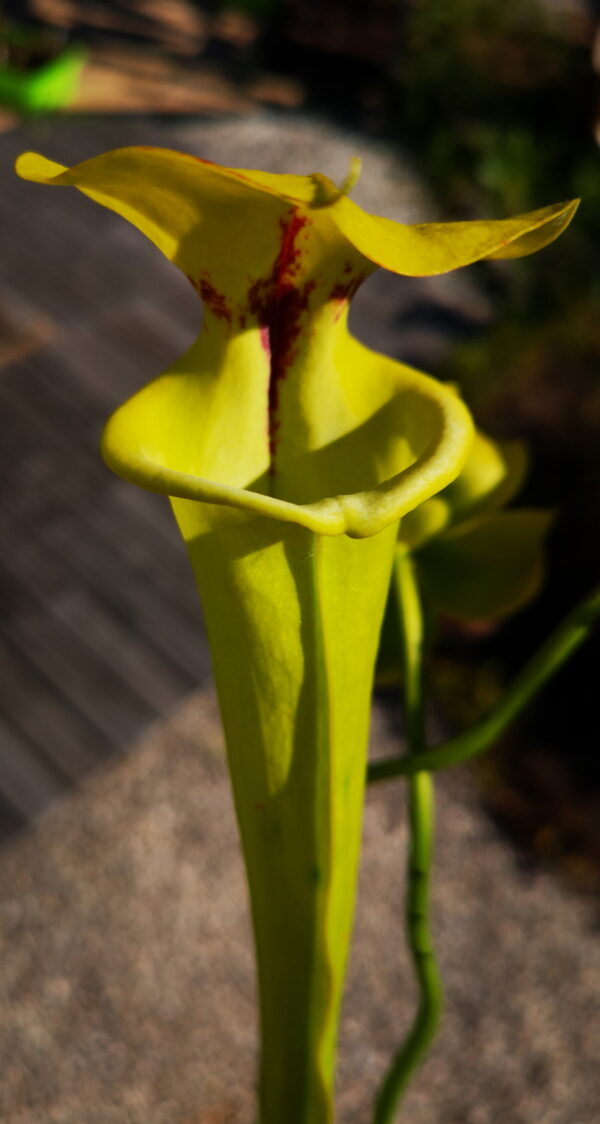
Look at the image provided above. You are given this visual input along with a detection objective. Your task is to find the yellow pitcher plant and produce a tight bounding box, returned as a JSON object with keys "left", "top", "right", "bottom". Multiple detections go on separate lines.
{"left": 16, "top": 147, "right": 583, "bottom": 1123}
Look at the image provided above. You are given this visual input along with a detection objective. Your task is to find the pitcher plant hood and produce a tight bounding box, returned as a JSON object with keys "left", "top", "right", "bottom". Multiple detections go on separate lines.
{"left": 15, "top": 147, "right": 578, "bottom": 537}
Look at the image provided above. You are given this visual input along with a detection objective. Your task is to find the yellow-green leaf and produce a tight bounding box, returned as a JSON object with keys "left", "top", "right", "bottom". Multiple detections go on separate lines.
{"left": 175, "top": 500, "right": 396, "bottom": 1123}
{"left": 400, "top": 429, "right": 528, "bottom": 548}
{"left": 331, "top": 195, "right": 579, "bottom": 276}
{"left": 15, "top": 144, "right": 575, "bottom": 1124}
{"left": 417, "top": 509, "right": 555, "bottom": 620}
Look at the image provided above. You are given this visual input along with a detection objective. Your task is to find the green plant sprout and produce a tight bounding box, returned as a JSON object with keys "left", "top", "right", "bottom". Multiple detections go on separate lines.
{"left": 16, "top": 146, "right": 597, "bottom": 1123}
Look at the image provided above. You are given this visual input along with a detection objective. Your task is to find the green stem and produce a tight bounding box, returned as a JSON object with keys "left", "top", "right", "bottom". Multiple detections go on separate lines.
{"left": 373, "top": 548, "right": 443, "bottom": 1124}
{"left": 368, "top": 582, "right": 600, "bottom": 785}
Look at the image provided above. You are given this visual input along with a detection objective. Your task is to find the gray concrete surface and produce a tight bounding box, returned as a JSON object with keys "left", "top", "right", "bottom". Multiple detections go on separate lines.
{"left": 0, "top": 689, "right": 598, "bottom": 1124}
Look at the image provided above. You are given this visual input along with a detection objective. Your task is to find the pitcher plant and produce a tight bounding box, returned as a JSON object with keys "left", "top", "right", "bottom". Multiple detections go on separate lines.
{"left": 16, "top": 146, "right": 595, "bottom": 1123}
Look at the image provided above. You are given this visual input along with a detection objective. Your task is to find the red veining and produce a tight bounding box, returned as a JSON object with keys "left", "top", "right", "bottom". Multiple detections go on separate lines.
{"left": 187, "top": 152, "right": 219, "bottom": 168}
{"left": 247, "top": 210, "right": 317, "bottom": 466}
{"left": 259, "top": 325, "right": 271, "bottom": 355}
{"left": 330, "top": 270, "right": 369, "bottom": 303}
{"left": 329, "top": 270, "right": 369, "bottom": 320}
{"left": 187, "top": 151, "right": 259, "bottom": 185}
{"left": 187, "top": 273, "right": 232, "bottom": 324}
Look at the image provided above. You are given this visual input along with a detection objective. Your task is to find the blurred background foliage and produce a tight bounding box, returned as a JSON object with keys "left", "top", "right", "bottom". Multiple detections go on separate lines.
{"left": 1, "top": 0, "right": 598, "bottom": 885}
{"left": 387, "top": 0, "right": 600, "bottom": 891}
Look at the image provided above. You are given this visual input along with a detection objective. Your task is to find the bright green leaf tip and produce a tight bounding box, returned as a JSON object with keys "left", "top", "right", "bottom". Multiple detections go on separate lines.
{"left": 309, "top": 156, "right": 362, "bottom": 208}
{"left": 340, "top": 155, "right": 362, "bottom": 196}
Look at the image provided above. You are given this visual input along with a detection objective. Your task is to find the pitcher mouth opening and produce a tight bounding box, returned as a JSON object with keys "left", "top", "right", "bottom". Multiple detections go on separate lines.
{"left": 100, "top": 371, "right": 474, "bottom": 540}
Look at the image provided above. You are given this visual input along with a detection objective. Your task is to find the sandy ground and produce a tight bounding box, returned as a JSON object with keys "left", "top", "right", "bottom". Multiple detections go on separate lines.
{"left": 0, "top": 688, "right": 598, "bottom": 1124}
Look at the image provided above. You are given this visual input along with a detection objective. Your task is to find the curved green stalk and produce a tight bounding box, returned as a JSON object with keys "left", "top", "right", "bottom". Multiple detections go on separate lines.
{"left": 369, "top": 582, "right": 600, "bottom": 785}
{"left": 373, "top": 548, "right": 443, "bottom": 1124}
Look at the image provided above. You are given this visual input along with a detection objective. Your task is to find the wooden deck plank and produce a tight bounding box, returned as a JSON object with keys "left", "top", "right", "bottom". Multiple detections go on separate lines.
{"left": 2, "top": 575, "right": 162, "bottom": 748}
{"left": 0, "top": 634, "right": 107, "bottom": 780}
{"left": 55, "top": 587, "right": 196, "bottom": 715}
{"left": 0, "top": 458, "right": 197, "bottom": 626}
{"left": 0, "top": 117, "right": 240, "bottom": 833}
{"left": 0, "top": 355, "right": 197, "bottom": 608}
{"left": 42, "top": 513, "right": 209, "bottom": 679}
{"left": 0, "top": 382, "right": 103, "bottom": 517}
{"left": 0, "top": 521, "right": 201, "bottom": 701}
{"left": 0, "top": 714, "right": 65, "bottom": 819}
